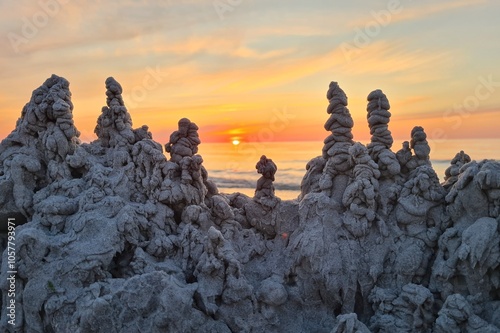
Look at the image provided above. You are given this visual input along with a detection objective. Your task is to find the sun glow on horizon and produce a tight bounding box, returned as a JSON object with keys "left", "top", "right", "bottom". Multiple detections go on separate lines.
{"left": 0, "top": 2, "right": 499, "bottom": 142}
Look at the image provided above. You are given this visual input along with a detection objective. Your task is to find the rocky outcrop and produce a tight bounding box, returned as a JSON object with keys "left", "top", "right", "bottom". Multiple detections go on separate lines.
{"left": 0, "top": 75, "right": 80, "bottom": 225}
{"left": 342, "top": 143, "right": 383, "bottom": 238}
{"left": 319, "top": 82, "right": 355, "bottom": 201}
{"left": 1, "top": 76, "right": 499, "bottom": 332}
{"left": 165, "top": 118, "right": 200, "bottom": 163}
{"left": 159, "top": 117, "right": 217, "bottom": 211}
{"left": 430, "top": 160, "right": 500, "bottom": 308}
{"left": 408, "top": 126, "right": 432, "bottom": 172}
{"left": 254, "top": 155, "right": 278, "bottom": 205}
{"left": 95, "top": 77, "right": 138, "bottom": 148}
{"left": 366, "top": 89, "right": 400, "bottom": 179}
{"left": 442, "top": 150, "right": 471, "bottom": 189}
{"left": 434, "top": 294, "right": 500, "bottom": 332}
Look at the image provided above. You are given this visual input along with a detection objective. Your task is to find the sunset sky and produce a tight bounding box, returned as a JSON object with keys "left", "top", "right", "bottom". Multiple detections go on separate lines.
{"left": 1, "top": 0, "right": 499, "bottom": 145}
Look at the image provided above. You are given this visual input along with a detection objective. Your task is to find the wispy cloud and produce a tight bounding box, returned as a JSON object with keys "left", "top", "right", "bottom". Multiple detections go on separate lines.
{"left": 338, "top": 40, "right": 454, "bottom": 81}
{"left": 348, "top": 0, "right": 490, "bottom": 28}
{"left": 1, "top": 0, "right": 499, "bottom": 142}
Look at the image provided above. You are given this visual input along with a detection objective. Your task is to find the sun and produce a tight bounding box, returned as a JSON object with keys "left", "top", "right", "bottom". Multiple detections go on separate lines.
{"left": 232, "top": 139, "right": 240, "bottom": 146}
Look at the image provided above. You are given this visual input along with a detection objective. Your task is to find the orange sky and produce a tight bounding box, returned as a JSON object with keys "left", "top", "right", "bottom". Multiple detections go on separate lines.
{"left": 1, "top": 0, "right": 499, "bottom": 146}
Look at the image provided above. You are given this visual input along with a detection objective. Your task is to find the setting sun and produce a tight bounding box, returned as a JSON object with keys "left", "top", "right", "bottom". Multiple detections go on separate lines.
{"left": 232, "top": 139, "right": 240, "bottom": 146}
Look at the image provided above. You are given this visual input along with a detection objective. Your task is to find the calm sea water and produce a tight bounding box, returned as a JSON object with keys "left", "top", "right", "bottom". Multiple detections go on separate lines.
{"left": 198, "top": 139, "right": 500, "bottom": 200}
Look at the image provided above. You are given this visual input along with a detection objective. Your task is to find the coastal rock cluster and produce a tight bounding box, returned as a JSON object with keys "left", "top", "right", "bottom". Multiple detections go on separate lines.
{"left": 0, "top": 76, "right": 499, "bottom": 332}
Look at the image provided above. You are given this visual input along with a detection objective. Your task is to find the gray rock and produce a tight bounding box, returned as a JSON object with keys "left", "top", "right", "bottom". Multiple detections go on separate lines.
{"left": 254, "top": 155, "right": 278, "bottom": 204}
{"left": 1, "top": 76, "right": 500, "bottom": 332}
{"left": 331, "top": 313, "right": 371, "bottom": 333}
{"left": 442, "top": 150, "right": 471, "bottom": 189}
{"left": 434, "top": 294, "right": 500, "bottom": 333}
{"left": 366, "top": 89, "right": 400, "bottom": 180}
{"left": 165, "top": 118, "right": 200, "bottom": 163}
{"left": 95, "top": 77, "right": 137, "bottom": 148}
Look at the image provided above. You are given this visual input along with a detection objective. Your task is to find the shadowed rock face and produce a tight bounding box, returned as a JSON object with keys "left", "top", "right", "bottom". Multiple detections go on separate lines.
{"left": 1, "top": 76, "right": 499, "bottom": 333}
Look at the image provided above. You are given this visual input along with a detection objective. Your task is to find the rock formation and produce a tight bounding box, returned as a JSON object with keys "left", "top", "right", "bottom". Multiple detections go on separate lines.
{"left": 159, "top": 117, "right": 218, "bottom": 211}
{"left": 342, "top": 143, "right": 383, "bottom": 237}
{"left": 254, "top": 155, "right": 278, "bottom": 202}
{"left": 320, "top": 82, "right": 355, "bottom": 200}
{"left": 297, "top": 81, "right": 357, "bottom": 203}
{"left": 0, "top": 75, "right": 80, "bottom": 225}
{"left": 442, "top": 150, "right": 471, "bottom": 189}
{"left": 165, "top": 117, "right": 201, "bottom": 163}
{"left": 364, "top": 89, "right": 403, "bottom": 218}
{"left": 366, "top": 89, "right": 400, "bottom": 179}
{"left": 434, "top": 294, "right": 500, "bottom": 333}
{"left": 407, "top": 126, "right": 432, "bottom": 172}
{"left": 1, "top": 76, "right": 499, "bottom": 332}
{"left": 396, "top": 140, "right": 412, "bottom": 175}
{"left": 431, "top": 160, "right": 500, "bottom": 309}
{"left": 95, "top": 77, "right": 139, "bottom": 148}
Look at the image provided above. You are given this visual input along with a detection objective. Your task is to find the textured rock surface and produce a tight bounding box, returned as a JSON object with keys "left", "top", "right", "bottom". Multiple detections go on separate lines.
{"left": 0, "top": 75, "right": 80, "bottom": 226}
{"left": 442, "top": 150, "right": 471, "bottom": 189}
{"left": 254, "top": 155, "right": 279, "bottom": 207}
{"left": 366, "top": 89, "right": 400, "bottom": 180}
{"left": 301, "top": 81, "right": 355, "bottom": 203}
{"left": 165, "top": 118, "right": 201, "bottom": 163}
{"left": 1, "top": 77, "right": 499, "bottom": 332}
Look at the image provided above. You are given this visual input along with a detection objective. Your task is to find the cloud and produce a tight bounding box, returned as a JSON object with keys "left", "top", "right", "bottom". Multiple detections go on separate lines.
{"left": 393, "top": 106, "right": 500, "bottom": 121}
{"left": 348, "top": 0, "right": 490, "bottom": 28}
{"left": 0, "top": 0, "right": 216, "bottom": 58}
{"left": 1, "top": 0, "right": 499, "bottom": 143}
{"left": 337, "top": 39, "right": 453, "bottom": 78}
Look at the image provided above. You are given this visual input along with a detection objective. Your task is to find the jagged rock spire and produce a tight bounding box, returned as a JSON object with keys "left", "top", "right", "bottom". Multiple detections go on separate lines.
{"left": 255, "top": 155, "right": 277, "bottom": 200}
{"left": 300, "top": 82, "right": 355, "bottom": 199}
{"left": 410, "top": 126, "right": 430, "bottom": 161}
{"left": 442, "top": 150, "right": 471, "bottom": 189}
{"left": 95, "top": 77, "right": 136, "bottom": 147}
{"left": 2, "top": 77, "right": 500, "bottom": 333}
{"left": 366, "top": 89, "right": 400, "bottom": 178}
{"left": 322, "top": 81, "right": 354, "bottom": 159}
{"left": 0, "top": 74, "right": 80, "bottom": 219}
{"left": 317, "top": 82, "right": 356, "bottom": 200}
{"left": 12, "top": 74, "right": 80, "bottom": 142}
{"left": 165, "top": 118, "right": 201, "bottom": 163}
{"left": 367, "top": 89, "right": 393, "bottom": 150}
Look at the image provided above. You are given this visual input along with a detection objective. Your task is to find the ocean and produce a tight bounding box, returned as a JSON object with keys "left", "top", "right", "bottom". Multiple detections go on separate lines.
{"left": 198, "top": 139, "right": 500, "bottom": 200}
